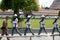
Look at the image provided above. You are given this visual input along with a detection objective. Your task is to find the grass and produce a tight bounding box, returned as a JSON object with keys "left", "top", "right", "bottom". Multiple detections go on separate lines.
{"left": 0, "top": 18, "right": 12, "bottom": 28}
{"left": 0, "top": 18, "right": 60, "bottom": 29}
{"left": 22, "top": 19, "right": 60, "bottom": 28}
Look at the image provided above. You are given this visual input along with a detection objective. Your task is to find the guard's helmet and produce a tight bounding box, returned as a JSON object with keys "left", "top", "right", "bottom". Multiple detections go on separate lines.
{"left": 41, "top": 15, "right": 45, "bottom": 17}
{"left": 14, "top": 14, "right": 17, "bottom": 16}
{"left": 55, "top": 16, "right": 58, "bottom": 18}
{"left": 27, "top": 15, "right": 31, "bottom": 18}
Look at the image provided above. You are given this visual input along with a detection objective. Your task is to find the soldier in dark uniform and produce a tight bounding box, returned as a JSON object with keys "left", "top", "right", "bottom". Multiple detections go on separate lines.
{"left": 38, "top": 15, "right": 47, "bottom": 35}
{"left": 11, "top": 14, "right": 22, "bottom": 36}
{"left": 0, "top": 16, "right": 9, "bottom": 40}
{"left": 52, "top": 16, "right": 60, "bottom": 34}
{"left": 24, "top": 15, "right": 34, "bottom": 36}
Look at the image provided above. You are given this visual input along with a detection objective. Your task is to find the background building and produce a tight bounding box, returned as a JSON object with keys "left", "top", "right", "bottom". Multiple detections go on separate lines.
{"left": 50, "top": 0, "right": 60, "bottom": 10}
{"left": 0, "top": 9, "right": 59, "bottom": 18}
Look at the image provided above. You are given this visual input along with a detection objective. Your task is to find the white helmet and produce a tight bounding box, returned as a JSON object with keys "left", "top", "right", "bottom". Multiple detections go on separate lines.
{"left": 41, "top": 15, "right": 45, "bottom": 17}
{"left": 14, "top": 14, "right": 17, "bottom": 16}
{"left": 55, "top": 16, "right": 58, "bottom": 18}
{"left": 28, "top": 15, "right": 31, "bottom": 18}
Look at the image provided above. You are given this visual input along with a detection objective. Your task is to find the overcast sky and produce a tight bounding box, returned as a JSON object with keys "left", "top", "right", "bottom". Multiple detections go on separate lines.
{"left": 0, "top": 0, "right": 1, "bottom": 2}
{"left": 39, "top": 0, "right": 54, "bottom": 7}
{"left": 0, "top": 0, "right": 1, "bottom": 1}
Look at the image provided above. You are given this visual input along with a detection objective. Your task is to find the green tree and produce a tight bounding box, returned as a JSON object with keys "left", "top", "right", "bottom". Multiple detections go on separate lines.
{"left": 0, "top": 0, "right": 39, "bottom": 13}
{"left": 0, "top": 0, "right": 39, "bottom": 28}
{"left": 58, "top": 11, "right": 60, "bottom": 17}
{"left": 0, "top": 0, "right": 39, "bottom": 20}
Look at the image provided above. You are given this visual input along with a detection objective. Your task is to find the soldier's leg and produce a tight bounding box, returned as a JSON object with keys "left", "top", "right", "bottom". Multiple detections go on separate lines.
{"left": 15, "top": 27, "right": 22, "bottom": 36}
{"left": 38, "top": 27, "right": 43, "bottom": 35}
{"left": 24, "top": 28, "right": 28, "bottom": 35}
{"left": 43, "top": 27, "right": 47, "bottom": 34}
{"left": 52, "top": 27, "right": 55, "bottom": 34}
{"left": 29, "top": 28, "right": 34, "bottom": 35}
{"left": 0, "top": 33, "right": 4, "bottom": 40}
{"left": 6, "top": 33, "right": 9, "bottom": 40}
{"left": 11, "top": 27, "right": 15, "bottom": 36}
{"left": 56, "top": 27, "right": 60, "bottom": 33}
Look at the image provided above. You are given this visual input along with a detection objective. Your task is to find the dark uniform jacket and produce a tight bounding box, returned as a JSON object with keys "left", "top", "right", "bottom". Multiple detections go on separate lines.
{"left": 1, "top": 19, "right": 8, "bottom": 34}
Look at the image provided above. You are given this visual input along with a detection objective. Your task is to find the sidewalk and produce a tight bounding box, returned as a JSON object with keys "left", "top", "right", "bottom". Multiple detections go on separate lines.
{"left": 0, "top": 33, "right": 60, "bottom": 40}
{"left": 0, "top": 29, "right": 60, "bottom": 40}
{"left": 0, "top": 28, "right": 60, "bottom": 33}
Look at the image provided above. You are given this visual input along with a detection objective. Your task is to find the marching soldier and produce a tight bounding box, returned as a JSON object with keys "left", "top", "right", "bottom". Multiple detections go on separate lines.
{"left": 11, "top": 14, "right": 22, "bottom": 36}
{"left": 38, "top": 15, "right": 47, "bottom": 35}
{"left": 52, "top": 16, "right": 60, "bottom": 34}
{"left": 24, "top": 15, "right": 34, "bottom": 35}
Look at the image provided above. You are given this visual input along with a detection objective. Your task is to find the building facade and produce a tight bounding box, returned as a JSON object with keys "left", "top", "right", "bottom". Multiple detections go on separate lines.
{"left": 50, "top": 0, "right": 60, "bottom": 10}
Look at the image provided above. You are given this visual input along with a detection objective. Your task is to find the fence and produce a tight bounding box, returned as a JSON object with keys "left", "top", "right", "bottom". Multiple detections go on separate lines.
{"left": 0, "top": 14, "right": 59, "bottom": 19}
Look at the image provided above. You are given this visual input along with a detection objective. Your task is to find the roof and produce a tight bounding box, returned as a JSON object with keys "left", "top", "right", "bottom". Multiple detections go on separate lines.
{"left": 32, "top": 9, "right": 59, "bottom": 15}
{"left": 50, "top": 0, "right": 60, "bottom": 10}
{"left": 0, "top": 9, "right": 59, "bottom": 16}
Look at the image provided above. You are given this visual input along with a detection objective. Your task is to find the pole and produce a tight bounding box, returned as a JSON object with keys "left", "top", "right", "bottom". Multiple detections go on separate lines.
{"left": 30, "top": 36, "right": 32, "bottom": 40}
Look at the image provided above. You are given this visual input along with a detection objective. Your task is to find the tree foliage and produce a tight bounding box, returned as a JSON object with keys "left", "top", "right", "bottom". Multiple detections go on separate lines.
{"left": 0, "top": 0, "right": 39, "bottom": 22}
{"left": 23, "top": 0, "right": 39, "bottom": 11}
{"left": 58, "top": 11, "right": 60, "bottom": 17}
{"left": 0, "top": 0, "right": 39, "bottom": 11}
{"left": 0, "top": 0, "right": 12, "bottom": 11}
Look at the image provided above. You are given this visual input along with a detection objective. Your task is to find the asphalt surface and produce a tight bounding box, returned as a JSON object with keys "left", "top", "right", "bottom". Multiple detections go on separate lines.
{"left": 0, "top": 29, "right": 60, "bottom": 40}
{"left": 0, "top": 28, "right": 60, "bottom": 33}
{"left": 0, "top": 33, "right": 60, "bottom": 40}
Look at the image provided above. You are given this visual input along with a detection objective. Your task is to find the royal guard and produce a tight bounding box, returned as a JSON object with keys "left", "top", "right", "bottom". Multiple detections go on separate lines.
{"left": 11, "top": 14, "right": 22, "bottom": 36}
{"left": 38, "top": 15, "right": 47, "bottom": 35}
{"left": 24, "top": 15, "right": 34, "bottom": 36}
{"left": 52, "top": 16, "right": 60, "bottom": 34}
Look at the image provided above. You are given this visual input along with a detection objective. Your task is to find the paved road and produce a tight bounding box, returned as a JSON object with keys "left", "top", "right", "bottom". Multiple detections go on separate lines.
{"left": 0, "top": 33, "right": 60, "bottom": 40}
{"left": 0, "top": 28, "right": 60, "bottom": 34}
{"left": 0, "top": 29, "right": 60, "bottom": 40}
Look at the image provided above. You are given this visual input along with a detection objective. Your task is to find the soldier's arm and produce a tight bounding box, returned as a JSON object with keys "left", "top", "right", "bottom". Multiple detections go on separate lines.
{"left": 53, "top": 20, "right": 56, "bottom": 24}
{"left": 40, "top": 19, "right": 43, "bottom": 22}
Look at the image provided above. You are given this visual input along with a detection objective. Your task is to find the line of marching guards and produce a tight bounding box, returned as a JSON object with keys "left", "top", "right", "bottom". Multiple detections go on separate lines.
{"left": 0, "top": 14, "right": 60, "bottom": 40}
